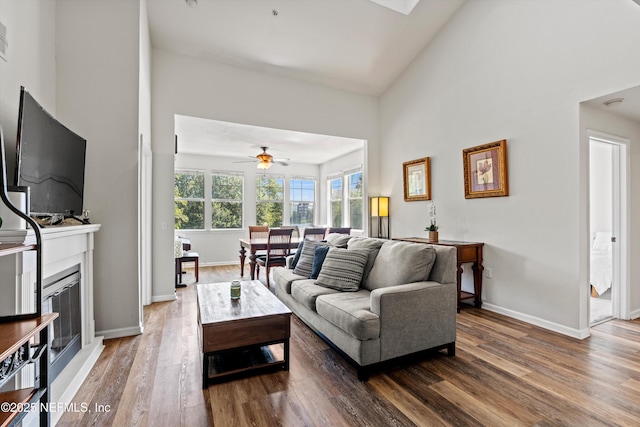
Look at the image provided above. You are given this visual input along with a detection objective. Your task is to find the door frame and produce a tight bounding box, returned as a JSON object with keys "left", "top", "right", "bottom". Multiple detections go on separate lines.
{"left": 587, "top": 129, "right": 630, "bottom": 323}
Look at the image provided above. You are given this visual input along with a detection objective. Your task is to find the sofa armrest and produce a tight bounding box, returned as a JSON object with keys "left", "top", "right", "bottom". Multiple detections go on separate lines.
{"left": 370, "top": 281, "right": 456, "bottom": 360}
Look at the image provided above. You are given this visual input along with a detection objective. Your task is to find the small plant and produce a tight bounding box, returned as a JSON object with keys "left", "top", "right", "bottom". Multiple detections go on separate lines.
{"left": 424, "top": 201, "right": 438, "bottom": 231}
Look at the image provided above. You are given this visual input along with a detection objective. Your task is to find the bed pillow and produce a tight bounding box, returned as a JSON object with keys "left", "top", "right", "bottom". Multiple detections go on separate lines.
{"left": 310, "top": 245, "right": 330, "bottom": 279}
{"left": 293, "top": 240, "right": 328, "bottom": 278}
{"left": 315, "top": 247, "right": 369, "bottom": 292}
{"left": 592, "top": 232, "right": 612, "bottom": 252}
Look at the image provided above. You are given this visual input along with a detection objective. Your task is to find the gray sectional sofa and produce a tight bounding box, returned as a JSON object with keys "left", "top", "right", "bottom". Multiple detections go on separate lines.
{"left": 272, "top": 234, "right": 458, "bottom": 380}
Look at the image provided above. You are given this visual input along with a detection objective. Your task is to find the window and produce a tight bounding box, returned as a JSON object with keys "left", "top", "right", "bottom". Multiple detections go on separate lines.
{"left": 329, "top": 177, "right": 343, "bottom": 227}
{"left": 211, "top": 172, "right": 243, "bottom": 229}
{"left": 174, "top": 169, "right": 204, "bottom": 229}
{"left": 256, "top": 175, "right": 284, "bottom": 227}
{"left": 347, "top": 171, "right": 363, "bottom": 230}
{"left": 290, "top": 178, "right": 315, "bottom": 227}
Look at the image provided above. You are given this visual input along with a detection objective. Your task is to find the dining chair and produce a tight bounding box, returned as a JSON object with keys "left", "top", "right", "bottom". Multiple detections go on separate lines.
{"left": 249, "top": 225, "right": 269, "bottom": 258}
{"left": 256, "top": 228, "right": 293, "bottom": 288}
{"left": 303, "top": 227, "right": 327, "bottom": 241}
{"left": 327, "top": 227, "right": 351, "bottom": 235}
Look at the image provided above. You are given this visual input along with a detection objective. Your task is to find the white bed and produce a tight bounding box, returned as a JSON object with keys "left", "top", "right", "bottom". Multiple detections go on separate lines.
{"left": 590, "top": 232, "right": 612, "bottom": 296}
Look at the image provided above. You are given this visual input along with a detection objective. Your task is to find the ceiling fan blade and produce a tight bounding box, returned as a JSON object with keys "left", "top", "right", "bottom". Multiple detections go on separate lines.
{"left": 275, "top": 161, "right": 289, "bottom": 166}
{"left": 232, "top": 159, "right": 258, "bottom": 163}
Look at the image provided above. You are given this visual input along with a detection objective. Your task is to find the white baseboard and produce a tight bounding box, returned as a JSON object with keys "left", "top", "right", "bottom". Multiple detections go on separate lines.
{"left": 201, "top": 261, "right": 239, "bottom": 267}
{"left": 152, "top": 293, "right": 177, "bottom": 303}
{"left": 97, "top": 325, "right": 143, "bottom": 340}
{"left": 629, "top": 307, "right": 640, "bottom": 320}
{"left": 482, "top": 302, "right": 589, "bottom": 339}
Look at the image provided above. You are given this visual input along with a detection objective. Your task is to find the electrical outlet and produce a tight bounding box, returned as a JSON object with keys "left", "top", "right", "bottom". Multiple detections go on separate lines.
{"left": 485, "top": 268, "right": 493, "bottom": 279}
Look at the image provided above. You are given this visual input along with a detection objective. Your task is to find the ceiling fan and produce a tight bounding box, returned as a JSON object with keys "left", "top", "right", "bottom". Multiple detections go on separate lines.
{"left": 233, "top": 146, "right": 290, "bottom": 169}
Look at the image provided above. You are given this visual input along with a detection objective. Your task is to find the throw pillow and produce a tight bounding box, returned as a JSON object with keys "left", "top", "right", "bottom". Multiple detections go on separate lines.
{"left": 325, "top": 233, "right": 353, "bottom": 248}
{"left": 290, "top": 240, "right": 305, "bottom": 269}
{"left": 365, "top": 241, "right": 437, "bottom": 290}
{"left": 347, "top": 237, "right": 385, "bottom": 284}
{"left": 315, "top": 247, "right": 369, "bottom": 292}
{"left": 293, "top": 240, "right": 328, "bottom": 278}
{"left": 310, "top": 245, "right": 330, "bottom": 279}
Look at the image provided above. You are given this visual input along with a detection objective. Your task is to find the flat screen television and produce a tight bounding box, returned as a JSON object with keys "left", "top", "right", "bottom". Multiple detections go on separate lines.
{"left": 15, "top": 87, "right": 86, "bottom": 217}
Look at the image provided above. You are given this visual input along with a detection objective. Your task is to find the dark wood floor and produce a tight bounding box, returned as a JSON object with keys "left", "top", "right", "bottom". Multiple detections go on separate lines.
{"left": 58, "top": 266, "right": 640, "bottom": 426}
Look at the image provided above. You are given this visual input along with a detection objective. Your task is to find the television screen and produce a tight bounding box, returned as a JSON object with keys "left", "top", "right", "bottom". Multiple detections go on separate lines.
{"left": 15, "top": 87, "right": 86, "bottom": 216}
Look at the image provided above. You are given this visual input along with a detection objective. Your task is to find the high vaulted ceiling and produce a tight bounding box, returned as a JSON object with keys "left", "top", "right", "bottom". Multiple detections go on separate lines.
{"left": 147, "top": 0, "right": 466, "bottom": 96}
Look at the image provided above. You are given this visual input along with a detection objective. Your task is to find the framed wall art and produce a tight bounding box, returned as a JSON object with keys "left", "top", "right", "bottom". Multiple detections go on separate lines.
{"left": 463, "top": 140, "right": 509, "bottom": 199}
{"left": 403, "top": 157, "right": 431, "bottom": 201}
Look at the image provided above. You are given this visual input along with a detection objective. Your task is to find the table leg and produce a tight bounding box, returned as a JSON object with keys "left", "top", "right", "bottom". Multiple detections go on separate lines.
{"left": 456, "top": 264, "right": 463, "bottom": 313}
{"left": 284, "top": 338, "right": 290, "bottom": 371}
{"left": 239, "top": 245, "right": 246, "bottom": 277}
{"left": 202, "top": 352, "right": 209, "bottom": 389}
{"left": 472, "top": 261, "right": 484, "bottom": 308}
{"left": 249, "top": 250, "right": 257, "bottom": 280}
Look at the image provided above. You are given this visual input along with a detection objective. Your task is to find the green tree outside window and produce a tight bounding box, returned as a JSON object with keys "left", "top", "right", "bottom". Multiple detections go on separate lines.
{"left": 212, "top": 173, "right": 243, "bottom": 229}
{"left": 256, "top": 175, "right": 284, "bottom": 227}
{"left": 175, "top": 170, "right": 204, "bottom": 229}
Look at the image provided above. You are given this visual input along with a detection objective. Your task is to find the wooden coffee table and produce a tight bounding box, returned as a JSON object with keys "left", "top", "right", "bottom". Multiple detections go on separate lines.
{"left": 197, "top": 280, "right": 292, "bottom": 387}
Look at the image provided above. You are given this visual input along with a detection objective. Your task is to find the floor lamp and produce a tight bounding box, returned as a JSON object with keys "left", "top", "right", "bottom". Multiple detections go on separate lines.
{"left": 370, "top": 196, "right": 390, "bottom": 239}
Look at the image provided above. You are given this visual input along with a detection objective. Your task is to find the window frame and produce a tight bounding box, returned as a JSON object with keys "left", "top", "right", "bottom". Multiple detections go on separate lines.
{"left": 211, "top": 171, "right": 244, "bottom": 230}
{"left": 174, "top": 168, "right": 206, "bottom": 230}
{"left": 255, "top": 174, "right": 285, "bottom": 227}
{"left": 289, "top": 176, "right": 316, "bottom": 227}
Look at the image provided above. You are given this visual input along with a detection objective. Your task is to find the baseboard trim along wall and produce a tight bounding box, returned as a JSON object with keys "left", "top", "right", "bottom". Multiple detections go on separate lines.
{"left": 482, "top": 303, "right": 589, "bottom": 340}
{"left": 97, "top": 325, "right": 144, "bottom": 340}
{"left": 152, "top": 293, "right": 178, "bottom": 303}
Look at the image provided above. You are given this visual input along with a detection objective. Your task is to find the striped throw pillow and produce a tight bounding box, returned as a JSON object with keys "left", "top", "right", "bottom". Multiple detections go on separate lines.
{"left": 293, "top": 240, "right": 328, "bottom": 278}
{"left": 315, "top": 247, "right": 369, "bottom": 292}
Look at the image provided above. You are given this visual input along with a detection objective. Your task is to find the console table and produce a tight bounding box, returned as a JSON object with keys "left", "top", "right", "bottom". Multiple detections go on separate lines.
{"left": 394, "top": 238, "right": 484, "bottom": 312}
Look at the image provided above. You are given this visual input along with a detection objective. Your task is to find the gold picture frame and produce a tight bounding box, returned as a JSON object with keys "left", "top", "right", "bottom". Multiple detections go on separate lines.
{"left": 403, "top": 157, "right": 431, "bottom": 201}
{"left": 463, "top": 140, "right": 509, "bottom": 199}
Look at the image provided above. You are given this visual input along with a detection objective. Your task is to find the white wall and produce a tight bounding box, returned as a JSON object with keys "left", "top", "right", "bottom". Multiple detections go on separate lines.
{"left": 380, "top": 0, "right": 640, "bottom": 337}
{"left": 0, "top": 0, "right": 56, "bottom": 179}
{"left": 174, "top": 153, "right": 320, "bottom": 266}
{"left": 581, "top": 103, "right": 640, "bottom": 317}
{"left": 56, "top": 0, "right": 142, "bottom": 337}
{"left": 152, "top": 49, "right": 378, "bottom": 301}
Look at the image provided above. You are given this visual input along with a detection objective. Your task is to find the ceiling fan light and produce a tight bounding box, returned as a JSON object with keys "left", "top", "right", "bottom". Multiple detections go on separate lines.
{"left": 257, "top": 161, "right": 272, "bottom": 169}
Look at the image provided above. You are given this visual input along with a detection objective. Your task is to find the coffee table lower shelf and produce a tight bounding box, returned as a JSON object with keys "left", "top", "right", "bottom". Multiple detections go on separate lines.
{"left": 203, "top": 342, "right": 288, "bottom": 387}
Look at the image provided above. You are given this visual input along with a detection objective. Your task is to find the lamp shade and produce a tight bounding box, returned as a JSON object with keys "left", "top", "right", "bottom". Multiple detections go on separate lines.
{"left": 370, "top": 196, "right": 389, "bottom": 217}
{"left": 378, "top": 197, "right": 389, "bottom": 217}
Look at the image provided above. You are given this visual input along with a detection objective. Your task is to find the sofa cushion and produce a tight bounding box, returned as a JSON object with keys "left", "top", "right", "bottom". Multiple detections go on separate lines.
{"left": 272, "top": 267, "right": 307, "bottom": 295}
{"left": 315, "top": 247, "right": 369, "bottom": 292}
{"left": 325, "top": 233, "right": 353, "bottom": 248}
{"left": 347, "top": 237, "right": 385, "bottom": 283}
{"left": 293, "top": 240, "right": 328, "bottom": 278}
{"left": 291, "top": 280, "right": 341, "bottom": 311}
{"left": 316, "top": 290, "right": 380, "bottom": 341}
{"left": 365, "top": 241, "right": 437, "bottom": 291}
{"left": 310, "top": 245, "right": 330, "bottom": 279}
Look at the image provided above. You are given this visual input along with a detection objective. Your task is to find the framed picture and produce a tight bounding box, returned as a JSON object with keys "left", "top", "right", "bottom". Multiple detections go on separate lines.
{"left": 463, "top": 139, "right": 509, "bottom": 199}
{"left": 403, "top": 157, "right": 431, "bottom": 201}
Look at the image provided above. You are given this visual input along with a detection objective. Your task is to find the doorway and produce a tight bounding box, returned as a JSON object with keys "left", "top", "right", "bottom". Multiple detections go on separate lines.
{"left": 588, "top": 131, "right": 629, "bottom": 326}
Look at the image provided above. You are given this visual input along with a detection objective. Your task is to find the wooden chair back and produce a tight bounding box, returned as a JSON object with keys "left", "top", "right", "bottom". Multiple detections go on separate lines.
{"left": 303, "top": 227, "right": 327, "bottom": 241}
{"left": 266, "top": 228, "right": 294, "bottom": 258}
{"left": 327, "top": 227, "right": 351, "bottom": 235}
{"left": 249, "top": 225, "right": 269, "bottom": 240}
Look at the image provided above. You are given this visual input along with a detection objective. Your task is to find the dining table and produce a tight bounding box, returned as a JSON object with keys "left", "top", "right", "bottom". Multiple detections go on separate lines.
{"left": 239, "top": 237, "right": 302, "bottom": 280}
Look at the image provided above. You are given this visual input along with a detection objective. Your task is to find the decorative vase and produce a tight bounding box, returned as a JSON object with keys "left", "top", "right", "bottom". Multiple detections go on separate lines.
{"left": 428, "top": 231, "right": 439, "bottom": 243}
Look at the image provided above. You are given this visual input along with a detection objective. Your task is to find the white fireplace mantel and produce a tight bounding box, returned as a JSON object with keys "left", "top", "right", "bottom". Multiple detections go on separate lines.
{"left": 2, "top": 224, "right": 103, "bottom": 426}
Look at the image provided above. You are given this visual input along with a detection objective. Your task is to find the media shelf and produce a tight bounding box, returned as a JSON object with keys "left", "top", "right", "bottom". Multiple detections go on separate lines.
{"left": 0, "top": 243, "right": 36, "bottom": 257}
{"left": 0, "top": 313, "right": 57, "bottom": 427}
{"left": 1, "top": 123, "right": 54, "bottom": 426}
